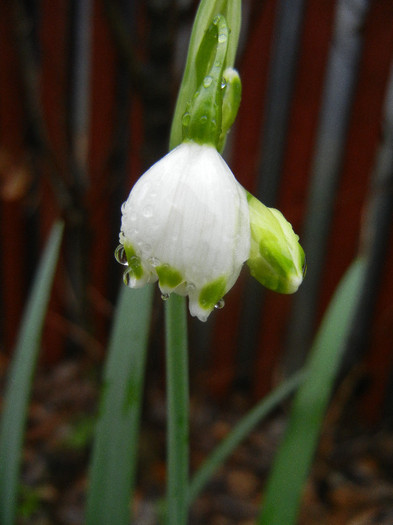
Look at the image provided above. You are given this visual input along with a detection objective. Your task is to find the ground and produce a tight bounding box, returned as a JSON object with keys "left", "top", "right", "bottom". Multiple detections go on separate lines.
{"left": 3, "top": 358, "right": 393, "bottom": 524}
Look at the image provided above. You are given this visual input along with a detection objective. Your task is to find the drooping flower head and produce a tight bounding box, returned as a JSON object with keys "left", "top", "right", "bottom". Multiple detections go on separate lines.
{"left": 115, "top": 13, "right": 306, "bottom": 321}
{"left": 118, "top": 141, "right": 249, "bottom": 321}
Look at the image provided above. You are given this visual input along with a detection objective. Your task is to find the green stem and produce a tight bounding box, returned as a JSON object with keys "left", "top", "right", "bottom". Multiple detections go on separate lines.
{"left": 165, "top": 294, "right": 189, "bottom": 525}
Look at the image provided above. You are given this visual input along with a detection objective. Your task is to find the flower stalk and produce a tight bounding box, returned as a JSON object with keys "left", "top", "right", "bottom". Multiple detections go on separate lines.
{"left": 165, "top": 294, "right": 189, "bottom": 525}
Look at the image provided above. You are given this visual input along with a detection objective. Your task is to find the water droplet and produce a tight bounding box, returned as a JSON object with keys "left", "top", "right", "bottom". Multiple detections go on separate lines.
{"left": 142, "top": 243, "right": 152, "bottom": 255}
{"left": 200, "top": 115, "right": 208, "bottom": 124}
{"left": 182, "top": 112, "right": 190, "bottom": 127}
{"left": 186, "top": 282, "right": 196, "bottom": 293}
{"left": 148, "top": 256, "right": 160, "bottom": 267}
{"left": 221, "top": 79, "right": 227, "bottom": 89}
{"left": 214, "top": 298, "right": 225, "bottom": 310}
{"left": 114, "top": 244, "right": 128, "bottom": 265}
{"left": 143, "top": 206, "right": 153, "bottom": 218}
{"left": 203, "top": 76, "right": 213, "bottom": 88}
{"left": 123, "top": 268, "right": 135, "bottom": 287}
{"left": 161, "top": 293, "right": 170, "bottom": 301}
{"left": 218, "top": 33, "right": 227, "bottom": 43}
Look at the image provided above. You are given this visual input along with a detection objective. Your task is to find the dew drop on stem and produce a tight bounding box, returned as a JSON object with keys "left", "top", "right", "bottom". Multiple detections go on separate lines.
{"left": 203, "top": 76, "right": 213, "bottom": 88}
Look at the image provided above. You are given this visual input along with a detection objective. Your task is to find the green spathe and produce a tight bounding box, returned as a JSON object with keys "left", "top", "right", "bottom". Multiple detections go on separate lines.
{"left": 183, "top": 15, "right": 228, "bottom": 147}
{"left": 247, "top": 194, "right": 305, "bottom": 294}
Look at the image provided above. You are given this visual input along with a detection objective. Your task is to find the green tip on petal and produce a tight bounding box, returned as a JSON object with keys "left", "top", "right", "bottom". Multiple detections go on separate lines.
{"left": 156, "top": 264, "right": 184, "bottom": 291}
{"left": 123, "top": 243, "right": 144, "bottom": 280}
{"left": 199, "top": 276, "right": 227, "bottom": 310}
{"left": 246, "top": 193, "right": 306, "bottom": 294}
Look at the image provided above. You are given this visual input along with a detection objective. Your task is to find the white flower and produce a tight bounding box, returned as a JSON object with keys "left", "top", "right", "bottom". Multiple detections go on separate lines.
{"left": 118, "top": 141, "right": 250, "bottom": 321}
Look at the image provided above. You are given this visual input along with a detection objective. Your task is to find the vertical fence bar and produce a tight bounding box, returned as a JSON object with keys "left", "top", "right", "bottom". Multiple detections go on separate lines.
{"left": 236, "top": 0, "right": 306, "bottom": 390}
{"left": 284, "top": 0, "right": 371, "bottom": 374}
{"left": 253, "top": 0, "right": 336, "bottom": 397}
{"left": 355, "top": 61, "right": 393, "bottom": 421}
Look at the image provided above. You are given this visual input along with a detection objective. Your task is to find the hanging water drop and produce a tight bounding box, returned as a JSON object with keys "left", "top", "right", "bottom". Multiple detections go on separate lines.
{"left": 123, "top": 268, "right": 135, "bottom": 287}
{"left": 114, "top": 244, "right": 128, "bottom": 265}
{"left": 214, "top": 298, "right": 225, "bottom": 310}
{"left": 161, "top": 293, "right": 170, "bottom": 301}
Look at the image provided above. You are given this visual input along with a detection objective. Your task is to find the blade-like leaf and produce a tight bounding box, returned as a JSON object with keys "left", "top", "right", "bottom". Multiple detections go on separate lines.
{"left": 0, "top": 222, "right": 64, "bottom": 525}
{"left": 86, "top": 284, "right": 153, "bottom": 525}
{"left": 189, "top": 369, "right": 305, "bottom": 504}
{"left": 259, "top": 258, "right": 366, "bottom": 525}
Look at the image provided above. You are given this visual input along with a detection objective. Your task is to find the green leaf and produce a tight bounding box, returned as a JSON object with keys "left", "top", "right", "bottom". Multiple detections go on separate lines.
{"left": 258, "top": 258, "right": 366, "bottom": 525}
{"left": 169, "top": 0, "right": 241, "bottom": 151}
{"left": 85, "top": 284, "right": 153, "bottom": 525}
{"left": 189, "top": 370, "right": 305, "bottom": 504}
{"left": 0, "top": 222, "right": 64, "bottom": 525}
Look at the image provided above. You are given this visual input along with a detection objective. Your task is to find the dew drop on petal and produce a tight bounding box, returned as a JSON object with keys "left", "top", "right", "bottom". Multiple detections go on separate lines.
{"left": 143, "top": 206, "right": 153, "bottom": 218}
{"left": 186, "top": 282, "right": 196, "bottom": 293}
{"left": 148, "top": 256, "right": 160, "bottom": 267}
{"left": 114, "top": 244, "right": 128, "bottom": 265}
{"left": 214, "top": 298, "right": 225, "bottom": 310}
{"left": 142, "top": 243, "right": 152, "bottom": 255}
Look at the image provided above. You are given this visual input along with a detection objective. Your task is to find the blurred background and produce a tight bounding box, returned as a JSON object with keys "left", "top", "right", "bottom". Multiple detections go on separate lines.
{"left": 1, "top": 0, "right": 393, "bottom": 523}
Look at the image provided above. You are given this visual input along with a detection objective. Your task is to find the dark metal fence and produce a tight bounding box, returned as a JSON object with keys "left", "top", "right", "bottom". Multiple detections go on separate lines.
{"left": 1, "top": 0, "right": 393, "bottom": 421}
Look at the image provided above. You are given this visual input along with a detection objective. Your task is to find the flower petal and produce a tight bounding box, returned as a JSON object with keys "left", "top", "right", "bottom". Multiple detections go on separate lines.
{"left": 120, "top": 141, "right": 250, "bottom": 320}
